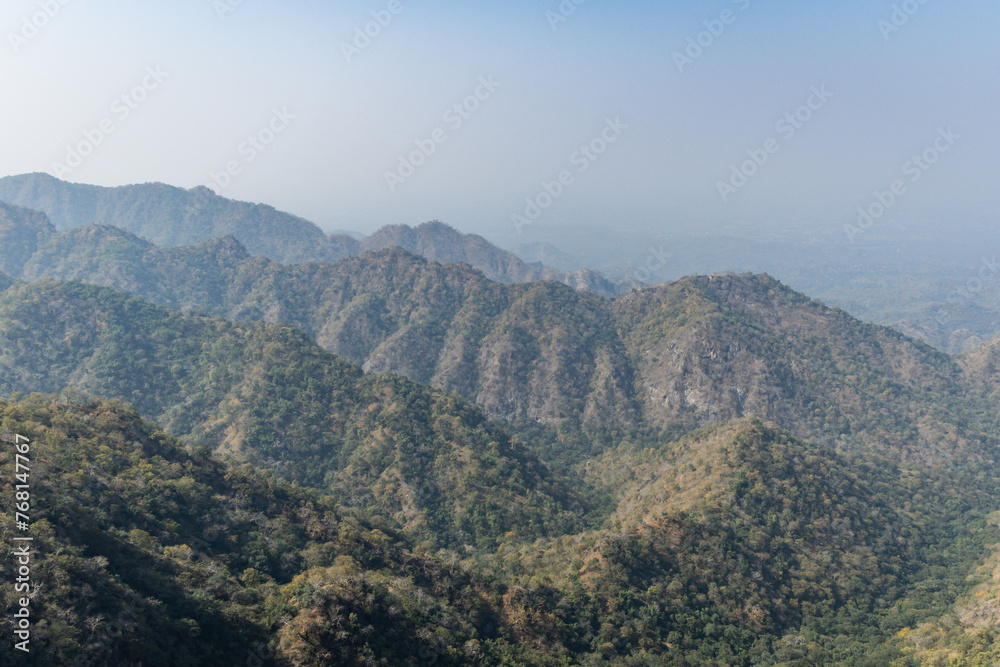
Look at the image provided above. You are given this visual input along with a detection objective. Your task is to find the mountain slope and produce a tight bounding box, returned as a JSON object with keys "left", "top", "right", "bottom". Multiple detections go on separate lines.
{"left": 957, "top": 334, "right": 1000, "bottom": 392}
{"left": 3, "top": 402, "right": 995, "bottom": 665}
{"left": 8, "top": 230, "right": 640, "bottom": 437}
{"left": 0, "top": 279, "right": 585, "bottom": 550}
{"left": 0, "top": 397, "right": 575, "bottom": 666}
{"left": 614, "top": 274, "right": 981, "bottom": 465}
{"left": 0, "top": 205, "right": 996, "bottom": 469}
{"left": 2, "top": 267, "right": 1000, "bottom": 663}
{"left": 894, "top": 512, "right": 1000, "bottom": 665}
{"left": 493, "top": 419, "right": 1000, "bottom": 664}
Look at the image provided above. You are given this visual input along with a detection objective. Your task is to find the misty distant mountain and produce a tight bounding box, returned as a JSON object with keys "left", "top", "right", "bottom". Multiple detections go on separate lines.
{"left": 0, "top": 211, "right": 636, "bottom": 440}
{"left": 361, "top": 220, "right": 620, "bottom": 295}
{"left": 0, "top": 173, "right": 620, "bottom": 295}
{"left": 514, "top": 241, "right": 582, "bottom": 272}
{"left": 0, "top": 172, "right": 354, "bottom": 264}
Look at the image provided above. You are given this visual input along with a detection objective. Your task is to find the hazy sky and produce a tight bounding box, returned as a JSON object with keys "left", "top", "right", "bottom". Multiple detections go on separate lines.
{"left": 2, "top": 0, "right": 997, "bottom": 243}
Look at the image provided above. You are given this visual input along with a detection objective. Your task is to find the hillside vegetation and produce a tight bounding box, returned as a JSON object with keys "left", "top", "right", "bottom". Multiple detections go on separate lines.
{"left": 0, "top": 397, "right": 578, "bottom": 666}
{"left": 2, "top": 400, "right": 997, "bottom": 665}
{"left": 0, "top": 280, "right": 585, "bottom": 552}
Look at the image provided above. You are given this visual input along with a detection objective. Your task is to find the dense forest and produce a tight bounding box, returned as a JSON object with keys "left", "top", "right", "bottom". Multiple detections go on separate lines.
{"left": 3, "top": 396, "right": 998, "bottom": 665}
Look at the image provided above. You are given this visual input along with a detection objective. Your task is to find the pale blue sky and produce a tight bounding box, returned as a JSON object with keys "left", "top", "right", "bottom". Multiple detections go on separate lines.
{"left": 1, "top": 0, "right": 997, "bottom": 243}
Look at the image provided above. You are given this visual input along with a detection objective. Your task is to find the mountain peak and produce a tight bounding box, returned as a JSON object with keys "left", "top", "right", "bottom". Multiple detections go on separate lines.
{"left": 75, "top": 222, "right": 152, "bottom": 243}
{"left": 416, "top": 219, "right": 460, "bottom": 233}
{"left": 196, "top": 233, "right": 252, "bottom": 259}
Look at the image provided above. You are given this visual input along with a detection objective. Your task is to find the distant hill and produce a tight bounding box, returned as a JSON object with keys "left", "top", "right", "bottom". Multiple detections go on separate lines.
{"left": 893, "top": 302, "right": 1000, "bottom": 354}
{"left": 0, "top": 174, "right": 620, "bottom": 294}
{"left": 362, "top": 220, "right": 618, "bottom": 294}
{"left": 514, "top": 241, "right": 580, "bottom": 272}
{"left": 0, "top": 217, "right": 639, "bottom": 441}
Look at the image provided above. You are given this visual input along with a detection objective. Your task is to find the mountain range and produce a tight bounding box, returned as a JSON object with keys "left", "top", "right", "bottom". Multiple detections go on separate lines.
{"left": 3, "top": 178, "right": 1000, "bottom": 664}
{"left": 0, "top": 201, "right": 984, "bottom": 469}
{"left": 0, "top": 173, "right": 618, "bottom": 295}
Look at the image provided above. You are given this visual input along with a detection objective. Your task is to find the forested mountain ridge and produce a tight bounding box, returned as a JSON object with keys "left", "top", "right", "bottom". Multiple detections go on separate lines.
{"left": 615, "top": 274, "right": 981, "bottom": 465}
{"left": 0, "top": 174, "right": 617, "bottom": 292}
{"left": 1, "top": 282, "right": 1000, "bottom": 663}
{"left": 1, "top": 215, "right": 640, "bottom": 436}
{"left": 0, "top": 200, "right": 53, "bottom": 277}
{"left": 497, "top": 418, "right": 989, "bottom": 665}
{"left": 0, "top": 279, "right": 586, "bottom": 551}
{"left": 0, "top": 210, "right": 990, "bottom": 470}
{"left": 893, "top": 511, "right": 1000, "bottom": 665}
{"left": 360, "top": 220, "right": 619, "bottom": 295}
